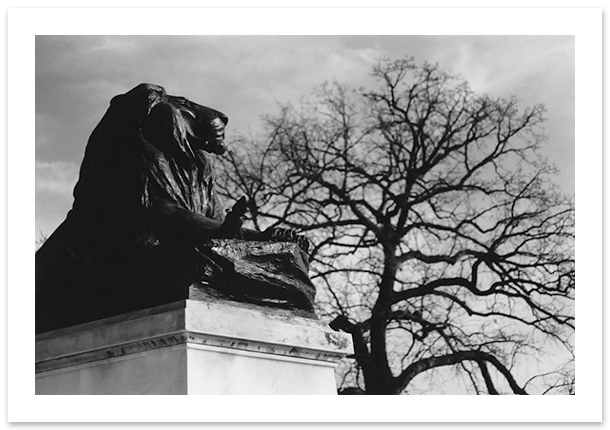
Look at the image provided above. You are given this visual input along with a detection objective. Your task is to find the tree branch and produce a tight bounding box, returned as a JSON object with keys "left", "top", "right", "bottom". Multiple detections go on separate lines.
{"left": 394, "top": 350, "right": 527, "bottom": 395}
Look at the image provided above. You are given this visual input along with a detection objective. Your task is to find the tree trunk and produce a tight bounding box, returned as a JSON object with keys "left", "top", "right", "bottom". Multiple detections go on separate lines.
{"left": 365, "top": 249, "right": 398, "bottom": 394}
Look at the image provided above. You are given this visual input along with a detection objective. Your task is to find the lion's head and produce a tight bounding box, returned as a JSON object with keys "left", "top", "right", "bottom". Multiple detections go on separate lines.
{"left": 72, "top": 83, "right": 229, "bottom": 223}
{"left": 130, "top": 83, "right": 229, "bottom": 158}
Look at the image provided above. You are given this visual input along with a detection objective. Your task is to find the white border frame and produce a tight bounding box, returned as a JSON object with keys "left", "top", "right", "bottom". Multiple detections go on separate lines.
{"left": 7, "top": 7, "right": 601, "bottom": 423}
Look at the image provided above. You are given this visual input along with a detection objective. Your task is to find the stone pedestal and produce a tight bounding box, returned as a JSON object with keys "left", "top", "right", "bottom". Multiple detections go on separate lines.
{"left": 35, "top": 299, "right": 353, "bottom": 395}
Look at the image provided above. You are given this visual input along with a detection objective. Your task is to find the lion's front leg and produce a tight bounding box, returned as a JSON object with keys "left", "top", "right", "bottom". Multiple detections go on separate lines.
{"left": 263, "top": 227, "right": 312, "bottom": 253}
{"left": 239, "top": 224, "right": 311, "bottom": 252}
{"left": 217, "top": 197, "right": 247, "bottom": 239}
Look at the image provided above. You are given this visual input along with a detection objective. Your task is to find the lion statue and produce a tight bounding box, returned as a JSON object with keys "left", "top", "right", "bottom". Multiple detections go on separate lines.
{"left": 36, "top": 83, "right": 315, "bottom": 334}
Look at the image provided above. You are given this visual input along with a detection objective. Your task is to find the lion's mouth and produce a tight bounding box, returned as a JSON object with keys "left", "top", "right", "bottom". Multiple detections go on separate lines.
{"left": 208, "top": 139, "right": 227, "bottom": 155}
{"left": 187, "top": 134, "right": 226, "bottom": 155}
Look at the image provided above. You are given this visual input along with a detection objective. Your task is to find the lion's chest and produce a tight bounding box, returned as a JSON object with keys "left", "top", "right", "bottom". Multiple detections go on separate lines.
{"left": 146, "top": 154, "right": 217, "bottom": 218}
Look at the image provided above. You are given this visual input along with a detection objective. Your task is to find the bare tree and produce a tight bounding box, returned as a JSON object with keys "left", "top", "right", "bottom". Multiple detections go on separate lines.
{"left": 217, "top": 58, "right": 575, "bottom": 395}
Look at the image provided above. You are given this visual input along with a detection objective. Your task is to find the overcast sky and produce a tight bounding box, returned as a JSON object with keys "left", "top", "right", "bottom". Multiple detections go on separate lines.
{"left": 35, "top": 35, "right": 575, "bottom": 238}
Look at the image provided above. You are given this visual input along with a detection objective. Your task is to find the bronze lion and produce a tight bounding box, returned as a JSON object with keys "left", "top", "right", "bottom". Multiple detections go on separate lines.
{"left": 36, "top": 84, "right": 315, "bottom": 334}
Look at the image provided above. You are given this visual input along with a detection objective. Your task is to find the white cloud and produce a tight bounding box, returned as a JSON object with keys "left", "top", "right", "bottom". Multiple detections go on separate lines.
{"left": 35, "top": 160, "right": 79, "bottom": 196}
{"left": 35, "top": 113, "right": 63, "bottom": 147}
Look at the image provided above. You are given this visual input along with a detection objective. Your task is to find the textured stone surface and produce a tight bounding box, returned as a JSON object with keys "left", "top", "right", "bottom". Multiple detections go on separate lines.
{"left": 36, "top": 299, "right": 353, "bottom": 395}
{"left": 36, "top": 347, "right": 188, "bottom": 395}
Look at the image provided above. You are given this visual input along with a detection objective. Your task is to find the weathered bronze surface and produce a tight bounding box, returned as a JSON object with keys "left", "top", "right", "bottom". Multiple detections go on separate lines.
{"left": 36, "top": 84, "right": 315, "bottom": 334}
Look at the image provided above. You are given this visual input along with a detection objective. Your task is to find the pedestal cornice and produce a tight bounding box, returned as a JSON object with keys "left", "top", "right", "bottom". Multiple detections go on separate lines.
{"left": 36, "top": 299, "right": 353, "bottom": 374}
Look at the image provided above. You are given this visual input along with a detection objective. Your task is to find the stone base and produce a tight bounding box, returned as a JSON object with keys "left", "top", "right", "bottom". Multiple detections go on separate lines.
{"left": 35, "top": 299, "right": 353, "bottom": 395}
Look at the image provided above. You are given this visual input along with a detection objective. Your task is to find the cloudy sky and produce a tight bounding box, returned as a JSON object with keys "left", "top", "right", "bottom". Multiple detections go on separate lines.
{"left": 35, "top": 35, "right": 575, "bottom": 238}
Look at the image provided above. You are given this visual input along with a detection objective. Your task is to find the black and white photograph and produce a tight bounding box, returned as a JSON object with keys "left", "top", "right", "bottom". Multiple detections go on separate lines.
{"left": 6, "top": 5, "right": 602, "bottom": 424}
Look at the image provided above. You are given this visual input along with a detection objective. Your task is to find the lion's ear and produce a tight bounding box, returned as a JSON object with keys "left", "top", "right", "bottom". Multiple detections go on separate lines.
{"left": 109, "top": 83, "right": 167, "bottom": 123}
